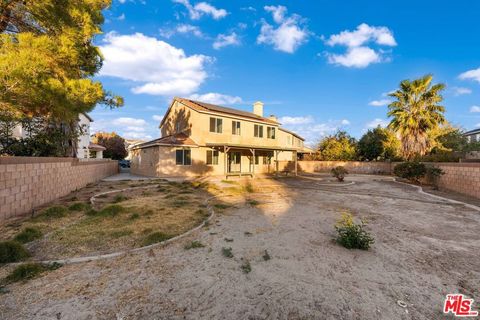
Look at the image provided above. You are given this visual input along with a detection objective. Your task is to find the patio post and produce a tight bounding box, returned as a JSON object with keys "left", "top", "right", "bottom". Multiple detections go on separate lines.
{"left": 275, "top": 150, "right": 279, "bottom": 176}
{"left": 294, "top": 150, "right": 298, "bottom": 176}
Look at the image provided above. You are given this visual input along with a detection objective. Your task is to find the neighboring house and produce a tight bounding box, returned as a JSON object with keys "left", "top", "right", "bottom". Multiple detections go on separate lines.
{"left": 125, "top": 139, "right": 146, "bottom": 161}
{"left": 130, "top": 97, "right": 307, "bottom": 178}
{"left": 77, "top": 113, "right": 105, "bottom": 159}
{"left": 464, "top": 128, "right": 480, "bottom": 144}
{"left": 12, "top": 113, "right": 105, "bottom": 159}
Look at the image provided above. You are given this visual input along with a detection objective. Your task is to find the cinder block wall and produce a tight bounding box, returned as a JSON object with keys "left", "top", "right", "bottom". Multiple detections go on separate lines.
{"left": 0, "top": 157, "right": 118, "bottom": 222}
{"left": 278, "top": 160, "right": 480, "bottom": 199}
{"left": 432, "top": 163, "right": 480, "bottom": 199}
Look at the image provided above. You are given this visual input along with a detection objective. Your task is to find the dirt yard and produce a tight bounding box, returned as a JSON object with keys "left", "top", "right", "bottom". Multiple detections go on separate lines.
{"left": 1, "top": 174, "right": 479, "bottom": 319}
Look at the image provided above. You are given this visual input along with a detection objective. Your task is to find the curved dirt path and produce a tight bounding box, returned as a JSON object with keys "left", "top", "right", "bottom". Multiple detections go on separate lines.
{"left": 1, "top": 175, "right": 479, "bottom": 320}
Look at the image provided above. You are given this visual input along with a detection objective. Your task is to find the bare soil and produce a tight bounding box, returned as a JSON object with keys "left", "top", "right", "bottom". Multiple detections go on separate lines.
{"left": 1, "top": 175, "right": 479, "bottom": 320}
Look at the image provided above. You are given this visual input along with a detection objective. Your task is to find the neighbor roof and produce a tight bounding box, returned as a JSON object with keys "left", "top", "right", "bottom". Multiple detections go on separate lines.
{"left": 464, "top": 128, "right": 480, "bottom": 135}
{"left": 133, "top": 132, "right": 198, "bottom": 149}
{"left": 160, "top": 97, "right": 279, "bottom": 127}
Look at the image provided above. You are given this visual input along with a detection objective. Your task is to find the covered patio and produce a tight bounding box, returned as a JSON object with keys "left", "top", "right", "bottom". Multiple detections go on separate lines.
{"left": 206, "top": 143, "right": 298, "bottom": 178}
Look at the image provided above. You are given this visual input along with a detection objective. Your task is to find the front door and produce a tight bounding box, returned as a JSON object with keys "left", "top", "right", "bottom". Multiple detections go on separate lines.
{"left": 228, "top": 152, "right": 241, "bottom": 173}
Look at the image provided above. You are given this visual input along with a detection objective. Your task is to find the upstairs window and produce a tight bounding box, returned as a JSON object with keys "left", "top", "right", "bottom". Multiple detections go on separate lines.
{"left": 209, "top": 117, "right": 223, "bottom": 133}
{"left": 176, "top": 149, "right": 191, "bottom": 165}
{"left": 267, "top": 127, "right": 276, "bottom": 139}
{"left": 254, "top": 124, "right": 263, "bottom": 138}
{"left": 206, "top": 150, "right": 219, "bottom": 165}
{"left": 232, "top": 121, "right": 241, "bottom": 135}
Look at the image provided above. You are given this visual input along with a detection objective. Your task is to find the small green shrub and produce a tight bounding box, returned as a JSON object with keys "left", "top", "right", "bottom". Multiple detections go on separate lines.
{"left": 13, "top": 227, "right": 42, "bottom": 244}
{"left": 3, "top": 262, "right": 62, "bottom": 284}
{"left": 241, "top": 260, "right": 251, "bottom": 273}
{"left": 41, "top": 206, "right": 67, "bottom": 218}
{"left": 98, "top": 204, "right": 124, "bottom": 217}
{"left": 335, "top": 213, "right": 374, "bottom": 250}
{"left": 142, "top": 232, "right": 173, "bottom": 246}
{"left": 113, "top": 194, "right": 128, "bottom": 203}
{"left": 262, "top": 250, "right": 271, "bottom": 261}
{"left": 425, "top": 165, "right": 445, "bottom": 188}
{"left": 331, "top": 166, "right": 348, "bottom": 182}
{"left": 68, "top": 202, "right": 89, "bottom": 211}
{"left": 244, "top": 183, "right": 254, "bottom": 193}
{"left": 247, "top": 199, "right": 259, "bottom": 206}
{"left": 85, "top": 209, "right": 98, "bottom": 216}
{"left": 128, "top": 213, "right": 140, "bottom": 220}
{"left": 110, "top": 229, "right": 133, "bottom": 238}
{"left": 393, "top": 162, "right": 426, "bottom": 183}
{"left": 0, "top": 241, "right": 30, "bottom": 264}
{"left": 222, "top": 247, "right": 233, "bottom": 258}
{"left": 184, "top": 240, "right": 205, "bottom": 250}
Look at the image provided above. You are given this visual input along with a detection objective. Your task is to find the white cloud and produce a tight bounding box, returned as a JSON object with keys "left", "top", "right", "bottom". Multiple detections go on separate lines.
{"left": 173, "top": 0, "right": 227, "bottom": 20}
{"left": 278, "top": 116, "right": 314, "bottom": 125}
{"left": 257, "top": 5, "right": 308, "bottom": 53}
{"left": 119, "top": 0, "right": 126, "bottom": 3}
{"left": 160, "top": 24, "right": 204, "bottom": 38}
{"left": 326, "top": 23, "right": 396, "bottom": 47}
{"left": 112, "top": 117, "right": 147, "bottom": 127}
{"left": 188, "top": 93, "right": 243, "bottom": 105}
{"left": 280, "top": 117, "right": 349, "bottom": 145}
{"left": 123, "top": 132, "right": 153, "bottom": 140}
{"left": 99, "top": 32, "right": 210, "bottom": 96}
{"left": 452, "top": 87, "right": 472, "bottom": 96}
{"left": 152, "top": 115, "right": 164, "bottom": 121}
{"left": 325, "top": 23, "right": 396, "bottom": 68}
{"left": 91, "top": 117, "right": 158, "bottom": 141}
{"left": 470, "top": 106, "right": 480, "bottom": 113}
{"left": 327, "top": 46, "right": 382, "bottom": 68}
{"left": 368, "top": 99, "right": 391, "bottom": 106}
{"left": 459, "top": 68, "right": 480, "bottom": 83}
{"left": 366, "top": 118, "right": 389, "bottom": 129}
{"left": 117, "top": 13, "right": 125, "bottom": 21}
{"left": 213, "top": 32, "right": 240, "bottom": 50}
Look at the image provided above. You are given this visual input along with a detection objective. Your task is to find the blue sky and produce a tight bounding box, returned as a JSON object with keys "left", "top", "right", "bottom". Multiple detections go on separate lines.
{"left": 91, "top": 0, "right": 480, "bottom": 145}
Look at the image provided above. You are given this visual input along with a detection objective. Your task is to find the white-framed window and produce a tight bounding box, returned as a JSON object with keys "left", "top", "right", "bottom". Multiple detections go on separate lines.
{"left": 209, "top": 117, "right": 223, "bottom": 133}
{"left": 267, "top": 127, "right": 276, "bottom": 139}
{"left": 232, "top": 121, "right": 241, "bottom": 135}
{"left": 176, "top": 149, "right": 191, "bottom": 165}
{"left": 254, "top": 124, "right": 263, "bottom": 138}
{"left": 206, "top": 150, "right": 219, "bottom": 165}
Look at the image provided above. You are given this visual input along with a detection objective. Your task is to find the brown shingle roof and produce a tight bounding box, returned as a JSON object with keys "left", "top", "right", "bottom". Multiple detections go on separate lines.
{"left": 176, "top": 97, "right": 279, "bottom": 125}
{"left": 133, "top": 132, "right": 198, "bottom": 149}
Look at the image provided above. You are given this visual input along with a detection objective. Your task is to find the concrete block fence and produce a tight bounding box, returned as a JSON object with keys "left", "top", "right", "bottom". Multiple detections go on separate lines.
{"left": 0, "top": 157, "right": 118, "bottom": 222}
{"left": 278, "top": 160, "right": 480, "bottom": 199}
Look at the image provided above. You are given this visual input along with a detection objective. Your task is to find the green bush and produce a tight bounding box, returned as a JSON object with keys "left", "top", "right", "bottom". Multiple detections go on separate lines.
{"left": 222, "top": 247, "right": 233, "bottom": 258}
{"left": 331, "top": 166, "right": 348, "bottom": 182}
{"left": 98, "top": 204, "right": 124, "bottom": 217}
{"left": 241, "top": 260, "right": 251, "bottom": 273}
{"left": 68, "top": 202, "right": 89, "bottom": 211}
{"left": 425, "top": 165, "right": 445, "bottom": 188}
{"left": 335, "top": 213, "right": 374, "bottom": 250}
{"left": 142, "top": 232, "right": 173, "bottom": 246}
{"left": 0, "top": 241, "right": 30, "bottom": 264}
{"left": 393, "top": 162, "right": 426, "bottom": 183}
{"left": 184, "top": 240, "right": 205, "bottom": 250}
{"left": 113, "top": 194, "right": 128, "bottom": 203}
{"left": 41, "top": 206, "right": 67, "bottom": 218}
{"left": 3, "top": 262, "right": 62, "bottom": 284}
{"left": 13, "top": 227, "right": 42, "bottom": 244}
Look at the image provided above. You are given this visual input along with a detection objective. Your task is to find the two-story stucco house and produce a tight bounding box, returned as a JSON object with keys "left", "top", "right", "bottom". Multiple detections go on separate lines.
{"left": 130, "top": 97, "right": 307, "bottom": 178}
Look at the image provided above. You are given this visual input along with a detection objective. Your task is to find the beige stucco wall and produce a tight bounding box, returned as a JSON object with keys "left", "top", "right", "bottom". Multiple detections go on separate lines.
{"left": 131, "top": 145, "right": 295, "bottom": 177}
{"left": 160, "top": 100, "right": 304, "bottom": 149}
{"left": 0, "top": 157, "right": 118, "bottom": 222}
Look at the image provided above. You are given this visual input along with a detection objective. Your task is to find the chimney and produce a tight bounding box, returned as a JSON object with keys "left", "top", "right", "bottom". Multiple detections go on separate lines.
{"left": 269, "top": 115, "right": 277, "bottom": 122}
{"left": 253, "top": 101, "right": 264, "bottom": 117}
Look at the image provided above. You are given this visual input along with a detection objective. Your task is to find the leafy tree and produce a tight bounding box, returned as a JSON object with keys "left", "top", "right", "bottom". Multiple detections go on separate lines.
{"left": 0, "top": 0, "right": 122, "bottom": 120}
{"left": 92, "top": 132, "right": 127, "bottom": 160}
{"left": 358, "top": 126, "right": 400, "bottom": 161}
{"left": 317, "top": 131, "right": 357, "bottom": 161}
{"left": 388, "top": 75, "right": 446, "bottom": 160}
{"left": 428, "top": 124, "right": 467, "bottom": 153}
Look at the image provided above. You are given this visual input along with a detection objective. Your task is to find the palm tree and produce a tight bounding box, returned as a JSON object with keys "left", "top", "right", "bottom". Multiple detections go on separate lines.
{"left": 388, "top": 75, "right": 446, "bottom": 160}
